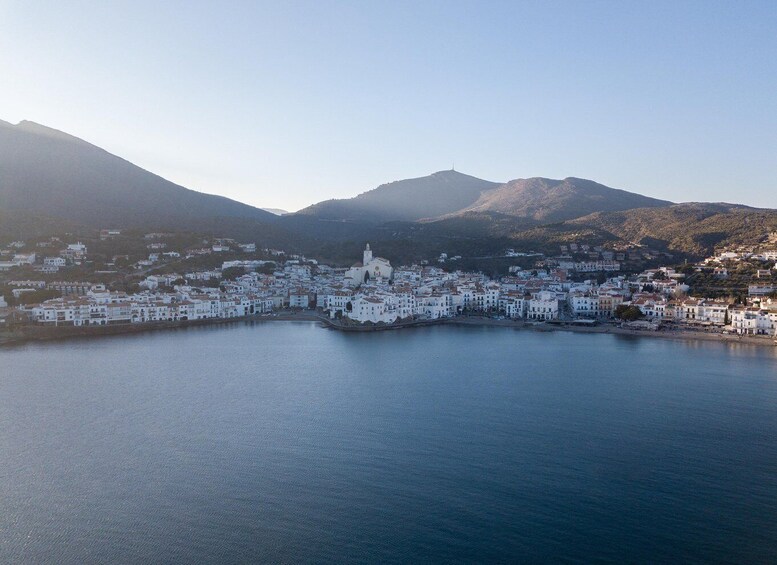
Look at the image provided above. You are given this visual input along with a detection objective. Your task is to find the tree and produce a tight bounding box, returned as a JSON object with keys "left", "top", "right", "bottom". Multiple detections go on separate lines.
{"left": 12, "top": 289, "right": 61, "bottom": 306}
{"left": 258, "top": 262, "right": 277, "bottom": 274}
{"left": 678, "top": 263, "right": 696, "bottom": 275}
{"left": 221, "top": 267, "right": 245, "bottom": 280}
{"left": 615, "top": 304, "right": 645, "bottom": 322}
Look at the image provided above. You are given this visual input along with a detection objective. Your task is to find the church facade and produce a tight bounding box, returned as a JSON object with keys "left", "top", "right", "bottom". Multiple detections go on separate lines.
{"left": 344, "top": 244, "right": 393, "bottom": 286}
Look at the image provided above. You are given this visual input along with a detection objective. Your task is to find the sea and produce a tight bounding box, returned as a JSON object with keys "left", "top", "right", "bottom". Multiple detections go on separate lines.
{"left": 1, "top": 322, "right": 777, "bottom": 563}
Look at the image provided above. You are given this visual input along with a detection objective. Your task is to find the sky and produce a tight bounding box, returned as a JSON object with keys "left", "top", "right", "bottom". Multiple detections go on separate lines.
{"left": 1, "top": 0, "right": 776, "bottom": 211}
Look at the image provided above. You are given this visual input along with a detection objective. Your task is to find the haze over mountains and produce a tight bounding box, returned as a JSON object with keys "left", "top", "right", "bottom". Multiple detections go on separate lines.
{"left": 1, "top": 119, "right": 775, "bottom": 261}
{"left": 261, "top": 208, "right": 289, "bottom": 216}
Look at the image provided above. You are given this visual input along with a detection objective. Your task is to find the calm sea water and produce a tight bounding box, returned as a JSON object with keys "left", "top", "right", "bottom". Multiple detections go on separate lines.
{"left": 2, "top": 322, "right": 777, "bottom": 563}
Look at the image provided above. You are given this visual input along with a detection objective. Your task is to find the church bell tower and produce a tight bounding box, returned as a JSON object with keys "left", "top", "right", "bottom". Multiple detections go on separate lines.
{"left": 363, "top": 243, "right": 373, "bottom": 265}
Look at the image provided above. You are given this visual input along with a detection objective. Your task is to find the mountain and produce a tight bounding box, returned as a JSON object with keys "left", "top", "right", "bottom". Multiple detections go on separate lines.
{"left": 0, "top": 209, "right": 84, "bottom": 241}
{"left": 3, "top": 118, "right": 774, "bottom": 263}
{"left": 0, "top": 120, "right": 279, "bottom": 230}
{"left": 569, "top": 202, "right": 777, "bottom": 256}
{"left": 261, "top": 208, "right": 289, "bottom": 216}
{"left": 295, "top": 170, "right": 501, "bottom": 223}
{"left": 453, "top": 177, "right": 672, "bottom": 222}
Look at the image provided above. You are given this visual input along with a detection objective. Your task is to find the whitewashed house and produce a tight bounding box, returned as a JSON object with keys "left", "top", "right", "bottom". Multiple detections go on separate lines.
{"left": 527, "top": 291, "right": 559, "bottom": 321}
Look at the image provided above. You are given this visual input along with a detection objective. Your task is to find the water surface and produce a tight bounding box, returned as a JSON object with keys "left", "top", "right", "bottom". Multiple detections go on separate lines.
{"left": 2, "top": 323, "right": 777, "bottom": 563}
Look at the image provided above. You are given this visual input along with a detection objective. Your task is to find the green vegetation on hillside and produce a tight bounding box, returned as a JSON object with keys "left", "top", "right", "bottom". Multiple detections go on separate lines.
{"left": 569, "top": 204, "right": 777, "bottom": 257}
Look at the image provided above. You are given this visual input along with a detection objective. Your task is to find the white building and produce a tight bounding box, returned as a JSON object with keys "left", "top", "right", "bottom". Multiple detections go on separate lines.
{"left": 12, "top": 253, "right": 36, "bottom": 265}
{"left": 389, "top": 288, "right": 416, "bottom": 320}
{"left": 730, "top": 308, "right": 777, "bottom": 336}
{"left": 527, "top": 291, "right": 559, "bottom": 321}
{"left": 324, "top": 290, "right": 354, "bottom": 317}
{"left": 139, "top": 276, "right": 160, "bottom": 290}
{"left": 473, "top": 284, "right": 501, "bottom": 312}
{"left": 289, "top": 288, "right": 310, "bottom": 308}
{"left": 499, "top": 292, "right": 526, "bottom": 319}
{"left": 344, "top": 244, "right": 393, "bottom": 286}
{"left": 44, "top": 257, "right": 66, "bottom": 267}
{"left": 416, "top": 293, "right": 452, "bottom": 319}
{"left": 570, "top": 293, "right": 599, "bottom": 318}
{"left": 349, "top": 296, "right": 393, "bottom": 323}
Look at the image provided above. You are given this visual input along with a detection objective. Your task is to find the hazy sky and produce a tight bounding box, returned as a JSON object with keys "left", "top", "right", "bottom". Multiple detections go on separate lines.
{"left": 2, "top": 1, "right": 776, "bottom": 211}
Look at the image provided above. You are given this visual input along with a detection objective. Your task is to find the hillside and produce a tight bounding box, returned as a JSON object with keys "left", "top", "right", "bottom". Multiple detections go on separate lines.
{"left": 0, "top": 209, "right": 86, "bottom": 241}
{"left": 570, "top": 203, "right": 777, "bottom": 256}
{"left": 0, "top": 120, "right": 279, "bottom": 230}
{"left": 455, "top": 177, "right": 671, "bottom": 222}
{"left": 295, "top": 170, "right": 500, "bottom": 222}
{"left": 2, "top": 118, "right": 775, "bottom": 263}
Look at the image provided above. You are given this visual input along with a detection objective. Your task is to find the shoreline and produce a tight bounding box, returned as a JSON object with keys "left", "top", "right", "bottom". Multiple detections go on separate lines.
{"left": 447, "top": 316, "right": 777, "bottom": 347}
{"left": 0, "top": 312, "right": 329, "bottom": 347}
{"left": 2, "top": 311, "right": 776, "bottom": 349}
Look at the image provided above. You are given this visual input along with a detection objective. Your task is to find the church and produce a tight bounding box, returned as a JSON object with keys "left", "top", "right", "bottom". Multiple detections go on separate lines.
{"left": 344, "top": 244, "right": 393, "bottom": 286}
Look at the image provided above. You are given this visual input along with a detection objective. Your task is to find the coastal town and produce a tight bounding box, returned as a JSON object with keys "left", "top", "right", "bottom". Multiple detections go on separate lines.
{"left": 2, "top": 230, "right": 777, "bottom": 342}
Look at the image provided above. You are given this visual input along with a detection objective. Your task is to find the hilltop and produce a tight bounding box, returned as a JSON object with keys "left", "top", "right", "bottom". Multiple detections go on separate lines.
{"left": 450, "top": 177, "right": 671, "bottom": 223}
{"left": 295, "top": 170, "right": 501, "bottom": 222}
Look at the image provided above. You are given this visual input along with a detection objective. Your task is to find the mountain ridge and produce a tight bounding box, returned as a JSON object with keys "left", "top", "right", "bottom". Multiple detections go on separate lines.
{"left": 448, "top": 176, "right": 672, "bottom": 223}
{"left": 295, "top": 169, "right": 501, "bottom": 223}
{"left": 2, "top": 118, "right": 775, "bottom": 262}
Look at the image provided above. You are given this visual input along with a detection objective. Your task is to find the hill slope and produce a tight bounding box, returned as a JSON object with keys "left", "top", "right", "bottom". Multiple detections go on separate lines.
{"left": 3, "top": 118, "right": 774, "bottom": 262}
{"left": 569, "top": 203, "right": 777, "bottom": 255}
{"left": 456, "top": 177, "right": 671, "bottom": 222}
{"left": 295, "top": 170, "right": 500, "bottom": 223}
{"left": 0, "top": 120, "right": 279, "bottom": 230}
